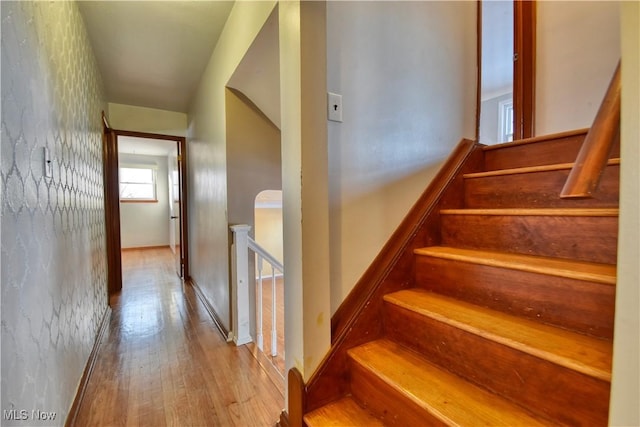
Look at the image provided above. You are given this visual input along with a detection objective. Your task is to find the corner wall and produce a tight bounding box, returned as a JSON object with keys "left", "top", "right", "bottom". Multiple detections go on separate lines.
{"left": 225, "top": 89, "right": 281, "bottom": 232}
{"left": 119, "top": 153, "right": 171, "bottom": 249}
{"left": 1, "top": 2, "right": 107, "bottom": 423}
{"left": 536, "top": 1, "right": 620, "bottom": 135}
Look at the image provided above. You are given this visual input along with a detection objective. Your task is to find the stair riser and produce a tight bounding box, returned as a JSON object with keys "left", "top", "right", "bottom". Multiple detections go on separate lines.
{"left": 441, "top": 214, "right": 618, "bottom": 264}
{"left": 464, "top": 165, "right": 619, "bottom": 208}
{"left": 348, "top": 358, "right": 448, "bottom": 427}
{"left": 484, "top": 132, "right": 621, "bottom": 172}
{"left": 484, "top": 133, "right": 586, "bottom": 170}
{"left": 415, "top": 256, "right": 615, "bottom": 338}
{"left": 384, "top": 304, "right": 610, "bottom": 426}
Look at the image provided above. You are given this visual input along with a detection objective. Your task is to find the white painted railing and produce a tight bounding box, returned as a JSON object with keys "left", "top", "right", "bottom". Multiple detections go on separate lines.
{"left": 230, "top": 225, "right": 284, "bottom": 357}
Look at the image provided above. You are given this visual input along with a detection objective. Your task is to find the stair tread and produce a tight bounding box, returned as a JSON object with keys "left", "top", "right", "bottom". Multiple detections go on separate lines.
{"left": 348, "top": 339, "right": 547, "bottom": 426}
{"left": 414, "top": 246, "right": 616, "bottom": 285}
{"left": 304, "top": 397, "right": 384, "bottom": 427}
{"left": 440, "top": 207, "right": 619, "bottom": 216}
{"left": 482, "top": 128, "right": 589, "bottom": 151}
{"left": 464, "top": 158, "right": 620, "bottom": 179}
{"left": 384, "top": 289, "right": 612, "bottom": 381}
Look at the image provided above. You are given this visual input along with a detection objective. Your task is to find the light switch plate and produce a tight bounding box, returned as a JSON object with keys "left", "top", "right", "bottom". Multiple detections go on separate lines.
{"left": 328, "top": 92, "right": 343, "bottom": 122}
{"left": 43, "top": 147, "right": 53, "bottom": 179}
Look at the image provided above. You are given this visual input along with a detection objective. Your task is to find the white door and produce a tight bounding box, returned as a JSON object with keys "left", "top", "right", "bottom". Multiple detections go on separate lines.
{"left": 168, "top": 150, "right": 181, "bottom": 275}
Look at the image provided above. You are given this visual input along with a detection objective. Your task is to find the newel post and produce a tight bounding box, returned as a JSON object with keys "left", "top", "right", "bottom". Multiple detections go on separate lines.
{"left": 230, "top": 225, "right": 253, "bottom": 346}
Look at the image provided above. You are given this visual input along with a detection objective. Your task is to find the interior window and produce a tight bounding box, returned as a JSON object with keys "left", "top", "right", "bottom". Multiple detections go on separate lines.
{"left": 119, "top": 166, "right": 157, "bottom": 201}
{"left": 499, "top": 99, "right": 514, "bottom": 143}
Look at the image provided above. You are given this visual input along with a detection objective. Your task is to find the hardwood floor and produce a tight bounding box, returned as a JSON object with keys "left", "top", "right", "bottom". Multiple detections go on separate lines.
{"left": 73, "top": 247, "right": 284, "bottom": 426}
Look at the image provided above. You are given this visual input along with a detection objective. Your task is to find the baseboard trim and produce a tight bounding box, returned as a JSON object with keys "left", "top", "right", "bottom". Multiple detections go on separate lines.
{"left": 121, "top": 245, "right": 171, "bottom": 251}
{"left": 189, "top": 279, "right": 232, "bottom": 342}
{"left": 277, "top": 410, "right": 290, "bottom": 427}
{"left": 65, "top": 305, "right": 111, "bottom": 427}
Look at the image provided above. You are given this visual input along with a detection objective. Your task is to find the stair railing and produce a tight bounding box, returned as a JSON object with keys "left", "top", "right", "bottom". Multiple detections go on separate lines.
{"left": 230, "top": 225, "right": 284, "bottom": 357}
{"left": 561, "top": 60, "right": 621, "bottom": 198}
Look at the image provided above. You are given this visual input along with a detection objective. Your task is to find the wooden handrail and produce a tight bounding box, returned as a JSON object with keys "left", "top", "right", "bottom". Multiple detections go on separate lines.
{"left": 560, "top": 61, "right": 621, "bottom": 198}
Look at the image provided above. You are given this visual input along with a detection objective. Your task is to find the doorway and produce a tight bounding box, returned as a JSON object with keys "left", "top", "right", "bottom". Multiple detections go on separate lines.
{"left": 478, "top": 0, "right": 536, "bottom": 144}
{"left": 102, "top": 123, "right": 189, "bottom": 300}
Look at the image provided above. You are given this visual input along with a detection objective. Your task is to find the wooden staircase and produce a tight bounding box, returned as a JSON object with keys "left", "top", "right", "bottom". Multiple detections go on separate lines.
{"left": 301, "top": 128, "right": 619, "bottom": 426}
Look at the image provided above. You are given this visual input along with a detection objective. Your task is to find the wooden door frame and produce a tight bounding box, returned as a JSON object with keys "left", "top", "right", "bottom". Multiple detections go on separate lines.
{"left": 513, "top": 0, "right": 536, "bottom": 140}
{"left": 102, "top": 119, "right": 190, "bottom": 300}
{"left": 476, "top": 0, "right": 536, "bottom": 141}
{"left": 102, "top": 113, "right": 122, "bottom": 299}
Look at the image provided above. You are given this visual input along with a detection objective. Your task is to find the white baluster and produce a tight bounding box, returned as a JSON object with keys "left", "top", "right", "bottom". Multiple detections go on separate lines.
{"left": 271, "top": 265, "right": 278, "bottom": 357}
{"left": 256, "top": 254, "right": 264, "bottom": 351}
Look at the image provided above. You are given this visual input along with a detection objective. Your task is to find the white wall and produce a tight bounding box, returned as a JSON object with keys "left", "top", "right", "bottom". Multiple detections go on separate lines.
{"left": 108, "top": 102, "right": 187, "bottom": 136}
{"left": 225, "top": 88, "right": 281, "bottom": 233}
{"left": 326, "top": 1, "right": 477, "bottom": 314}
{"left": 255, "top": 206, "right": 284, "bottom": 265}
{"left": 187, "top": 1, "right": 278, "bottom": 336}
{"left": 610, "top": 2, "right": 640, "bottom": 424}
{"left": 536, "top": 1, "right": 620, "bottom": 135}
{"left": 119, "top": 153, "right": 170, "bottom": 249}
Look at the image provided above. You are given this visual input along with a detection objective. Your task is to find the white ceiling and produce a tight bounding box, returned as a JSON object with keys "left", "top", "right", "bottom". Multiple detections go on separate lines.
{"left": 78, "top": 1, "right": 234, "bottom": 113}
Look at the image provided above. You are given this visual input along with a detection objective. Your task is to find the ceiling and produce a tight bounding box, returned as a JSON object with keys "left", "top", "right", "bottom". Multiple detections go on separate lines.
{"left": 78, "top": 1, "right": 234, "bottom": 113}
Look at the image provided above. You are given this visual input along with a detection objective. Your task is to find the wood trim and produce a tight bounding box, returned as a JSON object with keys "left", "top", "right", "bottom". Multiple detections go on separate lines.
{"left": 414, "top": 246, "right": 617, "bottom": 285}
{"left": 482, "top": 128, "right": 589, "bottom": 151}
{"left": 65, "top": 305, "right": 111, "bottom": 427}
{"left": 119, "top": 199, "right": 159, "bottom": 203}
{"left": 440, "top": 208, "right": 619, "bottom": 217}
{"left": 464, "top": 158, "right": 619, "bottom": 179}
{"left": 303, "top": 139, "right": 483, "bottom": 412}
{"left": 103, "top": 126, "right": 122, "bottom": 297}
{"left": 189, "top": 279, "right": 231, "bottom": 341}
{"left": 561, "top": 61, "right": 621, "bottom": 198}
{"left": 475, "top": 0, "right": 483, "bottom": 142}
{"left": 286, "top": 368, "right": 306, "bottom": 427}
{"left": 101, "top": 110, "right": 110, "bottom": 129}
{"left": 106, "top": 128, "right": 190, "bottom": 281}
{"left": 513, "top": 0, "right": 536, "bottom": 140}
{"left": 277, "top": 411, "right": 291, "bottom": 427}
{"left": 178, "top": 136, "right": 190, "bottom": 280}
{"left": 121, "top": 245, "right": 171, "bottom": 251}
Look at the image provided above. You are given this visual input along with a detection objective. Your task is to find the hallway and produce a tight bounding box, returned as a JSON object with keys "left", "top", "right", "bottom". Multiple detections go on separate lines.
{"left": 73, "top": 248, "right": 283, "bottom": 426}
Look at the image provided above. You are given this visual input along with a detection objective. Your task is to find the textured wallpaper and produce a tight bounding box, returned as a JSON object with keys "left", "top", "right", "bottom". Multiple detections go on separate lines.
{"left": 1, "top": 1, "right": 107, "bottom": 425}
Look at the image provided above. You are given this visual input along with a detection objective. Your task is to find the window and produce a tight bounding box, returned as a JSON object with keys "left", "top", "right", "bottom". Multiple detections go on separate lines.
{"left": 498, "top": 99, "right": 514, "bottom": 143}
{"left": 119, "top": 166, "right": 157, "bottom": 202}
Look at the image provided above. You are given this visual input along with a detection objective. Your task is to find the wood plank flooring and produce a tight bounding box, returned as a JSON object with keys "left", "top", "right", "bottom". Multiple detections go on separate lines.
{"left": 73, "top": 248, "right": 284, "bottom": 426}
